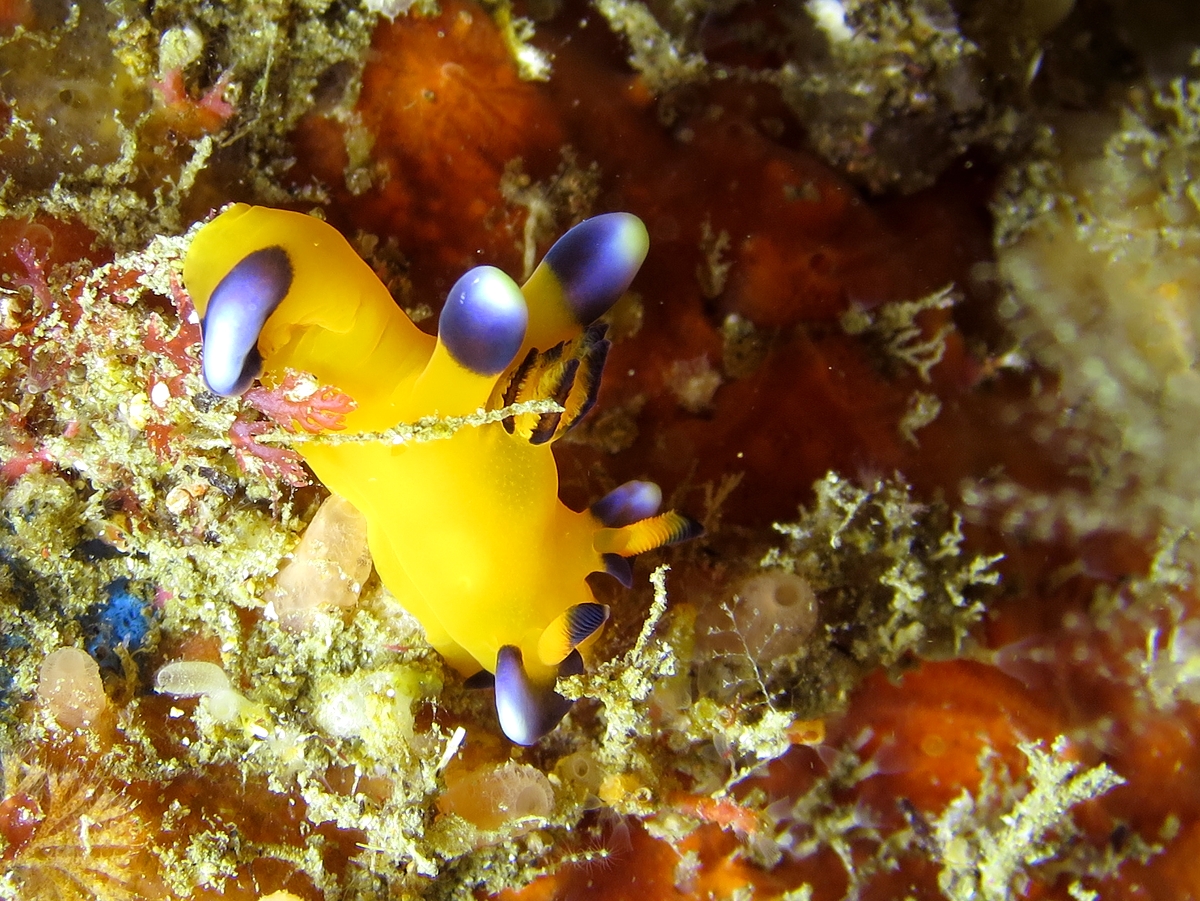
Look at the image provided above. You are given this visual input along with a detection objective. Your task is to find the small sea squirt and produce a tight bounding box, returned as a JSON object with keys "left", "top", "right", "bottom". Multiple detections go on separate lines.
{"left": 37, "top": 647, "right": 107, "bottom": 731}
{"left": 182, "top": 205, "right": 701, "bottom": 744}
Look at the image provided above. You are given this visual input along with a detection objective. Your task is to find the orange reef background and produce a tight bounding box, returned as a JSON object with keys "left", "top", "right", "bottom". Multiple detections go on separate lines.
{"left": 0, "top": 0, "right": 1199, "bottom": 899}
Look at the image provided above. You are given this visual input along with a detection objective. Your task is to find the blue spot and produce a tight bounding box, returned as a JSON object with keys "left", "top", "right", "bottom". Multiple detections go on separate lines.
{"left": 0, "top": 637, "right": 20, "bottom": 714}
{"left": 83, "top": 579, "right": 157, "bottom": 675}
{"left": 0, "top": 667, "right": 13, "bottom": 708}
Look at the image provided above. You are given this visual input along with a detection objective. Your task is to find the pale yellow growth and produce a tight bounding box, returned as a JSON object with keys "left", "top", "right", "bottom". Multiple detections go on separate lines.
{"left": 264, "top": 493, "right": 373, "bottom": 632}
{"left": 154, "top": 660, "right": 270, "bottom": 741}
{"left": 36, "top": 647, "right": 107, "bottom": 730}
{"left": 438, "top": 762, "right": 555, "bottom": 832}
{"left": 993, "top": 79, "right": 1200, "bottom": 538}
{"left": 311, "top": 664, "right": 438, "bottom": 755}
{"left": 932, "top": 739, "right": 1123, "bottom": 901}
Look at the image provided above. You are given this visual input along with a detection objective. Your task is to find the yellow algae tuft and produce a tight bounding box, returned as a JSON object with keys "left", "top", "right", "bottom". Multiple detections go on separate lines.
{"left": 931, "top": 740, "right": 1123, "bottom": 901}
{"left": 990, "top": 78, "right": 1200, "bottom": 540}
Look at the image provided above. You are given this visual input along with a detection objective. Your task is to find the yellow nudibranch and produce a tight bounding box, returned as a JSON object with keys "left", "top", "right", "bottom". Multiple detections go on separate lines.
{"left": 182, "top": 205, "right": 700, "bottom": 743}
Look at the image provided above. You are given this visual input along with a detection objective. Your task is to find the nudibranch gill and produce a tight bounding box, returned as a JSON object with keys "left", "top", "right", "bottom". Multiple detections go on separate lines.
{"left": 182, "top": 204, "right": 701, "bottom": 744}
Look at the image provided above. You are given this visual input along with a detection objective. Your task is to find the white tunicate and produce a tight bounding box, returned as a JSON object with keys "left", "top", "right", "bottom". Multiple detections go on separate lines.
{"left": 806, "top": 0, "right": 853, "bottom": 43}
{"left": 264, "top": 493, "right": 373, "bottom": 632}
{"left": 556, "top": 750, "right": 604, "bottom": 794}
{"left": 697, "top": 570, "right": 820, "bottom": 662}
{"left": 154, "top": 660, "right": 232, "bottom": 697}
{"left": 37, "top": 647, "right": 107, "bottom": 730}
{"left": 438, "top": 762, "right": 555, "bottom": 832}
{"left": 362, "top": 0, "right": 417, "bottom": 19}
{"left": 157, "top": 25, "right": 204, "bottom": 78}
{"left": 155, "top": 661, "right": 260, "bottom": 729}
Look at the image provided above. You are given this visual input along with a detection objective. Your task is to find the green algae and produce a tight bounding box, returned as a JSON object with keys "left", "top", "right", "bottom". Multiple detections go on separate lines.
{"left": 588, "top": 0, "right": 1054, "bottom": 192}
{"left": 0, "top": 0, "right": 380, "bottom": 247}
{"left": 932, "top": 739, "right": 1125, "bottom": 901}
{"left": 984, "top": 76, "right": 1200, "bottom": 541}
{"left": 768, "top": 472, "right": 1001, "bottom": 670}
{"left": 841, "top": 285, "right": 959, "bottom": 383}
{"left": 759, "top": 734, "right": 1129, "bottom": 901}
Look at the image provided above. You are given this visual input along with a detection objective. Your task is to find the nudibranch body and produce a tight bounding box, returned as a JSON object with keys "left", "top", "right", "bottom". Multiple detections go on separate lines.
{"left": 182, "top": 204, "right": 699, "bottom": 743}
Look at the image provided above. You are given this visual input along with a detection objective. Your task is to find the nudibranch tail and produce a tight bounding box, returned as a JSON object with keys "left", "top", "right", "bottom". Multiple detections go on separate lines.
{"left": 200, "top": 246, "right": 293, "bottom": 396}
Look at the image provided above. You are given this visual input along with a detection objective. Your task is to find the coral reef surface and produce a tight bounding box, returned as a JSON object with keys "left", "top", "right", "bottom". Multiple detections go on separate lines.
{"left": 1, "top": 0, "right": 1198, "bottom": 899}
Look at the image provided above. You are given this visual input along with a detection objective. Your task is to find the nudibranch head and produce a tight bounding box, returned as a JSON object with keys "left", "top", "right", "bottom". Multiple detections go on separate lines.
{"left": 200, "top": 246, "right": 293, "bottom": 396}
{"left": 439, "top": 266, "right": 528, "bottom": 376}
{"left": 181, "top": 204, "right": 702, "bottom": 745}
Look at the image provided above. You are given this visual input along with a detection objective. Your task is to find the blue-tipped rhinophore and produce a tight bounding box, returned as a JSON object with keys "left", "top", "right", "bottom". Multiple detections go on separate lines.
{"left": 440, "top": 266, "right": 529, "bottom": 376}
{"left": 544, "top": 213, "right": 649, "bottom": 325}
{"left": 590, "top": 479, "right": 663, "bottom": 527}
{"left": 201, "top": 246, "right": 294, "bottom": 396}
{"left": 495, "top": 645, "right": 573, "bottom": 745}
